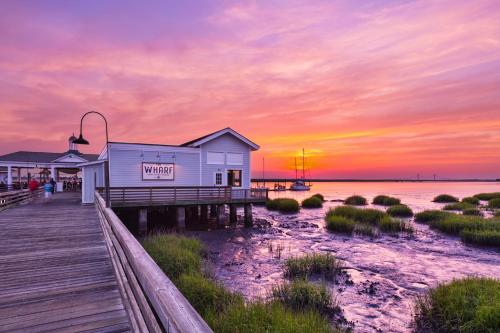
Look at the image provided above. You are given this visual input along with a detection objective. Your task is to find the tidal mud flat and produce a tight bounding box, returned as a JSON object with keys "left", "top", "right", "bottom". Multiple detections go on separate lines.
{"left": 190, "top": 183, "right": 500, "bottom": 333}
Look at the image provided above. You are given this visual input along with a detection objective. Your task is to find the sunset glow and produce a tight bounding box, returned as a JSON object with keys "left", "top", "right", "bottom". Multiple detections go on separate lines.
{"left": 1, "top": 0, "right": 500, "bottom": 178}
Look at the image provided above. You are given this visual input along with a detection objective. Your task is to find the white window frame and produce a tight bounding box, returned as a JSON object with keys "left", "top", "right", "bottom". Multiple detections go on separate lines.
{"left": 207, "top": 151, "right": 225, "bottom": 165}
{"left": 214, "top": 171, "right": 224, "bottom": 186}
{"left": 226, "top": 152, "right": 243, "bottom": 166}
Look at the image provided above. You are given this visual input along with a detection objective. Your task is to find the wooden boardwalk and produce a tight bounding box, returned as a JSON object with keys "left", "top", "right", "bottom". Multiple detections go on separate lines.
{"left": 0, "top": 192, "right": 131, "bottom": 333}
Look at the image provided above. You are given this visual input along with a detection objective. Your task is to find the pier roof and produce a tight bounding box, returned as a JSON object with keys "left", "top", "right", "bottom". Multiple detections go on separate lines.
{"left": 0, "top": 150, "right": 99, "bottom": 163}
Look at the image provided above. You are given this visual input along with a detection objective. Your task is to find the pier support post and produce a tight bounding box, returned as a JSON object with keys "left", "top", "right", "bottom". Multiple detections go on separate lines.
{"left": 229, "top": 205, "right": 237, "bottom": 224}
{"left": 210, "top": 205, "right": 217, "bottom": 217}
{"left": 216, "top": 204, "right": 226, "bottom": 228}
{"left": 200, "top": 205, "right": 208, "bottom": 224}
{"left": 138, "top": 208, "right": 148, "bottom": 236}
{"left": 244, "top": 204, "right": 253, "bottom": 227}
{"left": 176, "top": 206, "right": 186, "bottom": 230}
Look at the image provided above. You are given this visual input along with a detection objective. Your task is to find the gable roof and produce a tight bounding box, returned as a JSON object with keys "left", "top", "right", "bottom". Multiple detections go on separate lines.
{"left": 0, "top": 151, "right": 99, "bottom": 163}
{"left": 181, "top": 127, "right": 260, "bottom": 150}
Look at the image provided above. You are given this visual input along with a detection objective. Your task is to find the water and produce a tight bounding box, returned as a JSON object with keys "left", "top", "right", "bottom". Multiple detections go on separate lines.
{"left": 190, "top": 182, "right": 500, "bottom": 333}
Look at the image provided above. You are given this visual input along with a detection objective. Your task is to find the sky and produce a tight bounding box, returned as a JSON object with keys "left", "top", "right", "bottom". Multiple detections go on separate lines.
{"left": 1, "top": 0, "right": 499, "bottom": 179}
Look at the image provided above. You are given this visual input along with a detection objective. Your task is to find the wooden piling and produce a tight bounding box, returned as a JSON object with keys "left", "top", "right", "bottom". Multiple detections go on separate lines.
{"left": 244, "top": 204, "right": 253, "bottom": 227}
{"left": 229, "top": 205, "right": 237, "bottom": 224}
{"left": 138, "top": 208, "right": 148, "bottom": 235}
{"left": 176, "top": 206, "right": 186, "bottom": 230}
{"left": 216, "top": 204, "right": 226, "bottom": 228}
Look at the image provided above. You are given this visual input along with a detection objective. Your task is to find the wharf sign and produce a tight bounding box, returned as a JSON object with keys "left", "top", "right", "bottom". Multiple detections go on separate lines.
{"left": 142, "top": 162, "right": 174, "bottom": 180}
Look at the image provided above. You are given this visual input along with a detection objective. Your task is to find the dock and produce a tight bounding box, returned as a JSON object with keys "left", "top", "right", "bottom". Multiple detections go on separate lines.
{"left": 0, "top": 191, "right": 213, "bottom": 333}
{"left": 0, "top": 192, "right": 131, "bottom": 332}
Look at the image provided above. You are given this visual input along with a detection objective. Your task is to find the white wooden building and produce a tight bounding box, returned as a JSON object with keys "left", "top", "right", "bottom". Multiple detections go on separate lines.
{"left": 79, "top": 128, "right": 260, "bottom": 204}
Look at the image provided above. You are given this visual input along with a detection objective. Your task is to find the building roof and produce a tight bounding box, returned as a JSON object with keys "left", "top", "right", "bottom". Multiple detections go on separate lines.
{"left": 181, "top": 127, "right": 260, "bottom": 150}
{"left": 0, "top": 150, "right": 99, "bottom": 163}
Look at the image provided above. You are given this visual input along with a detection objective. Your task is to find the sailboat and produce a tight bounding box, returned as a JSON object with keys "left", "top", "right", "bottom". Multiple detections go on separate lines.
{"left": 289, "top": 149, "right": 311, "bottom": 191}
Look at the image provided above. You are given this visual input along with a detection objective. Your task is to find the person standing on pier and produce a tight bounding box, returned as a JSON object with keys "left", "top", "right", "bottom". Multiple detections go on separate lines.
{"left": 50, "top": 178, "right": 56, "bottom": 195}
{"left": 28, "top": 177, "right": 39, "bottom": 197}
{"left": 43, "top": 181, "right": 53, "bottom": 201}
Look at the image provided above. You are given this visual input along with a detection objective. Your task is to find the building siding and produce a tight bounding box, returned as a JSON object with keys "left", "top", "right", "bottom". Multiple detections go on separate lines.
{"left": 200, "top": 133, "right": 251, "bottom": 189}
{"left": 108, "top": 145, "right": 201, "bottom": 187}
{"left": 82, "top": 163, "right": 104, "bottom": 204}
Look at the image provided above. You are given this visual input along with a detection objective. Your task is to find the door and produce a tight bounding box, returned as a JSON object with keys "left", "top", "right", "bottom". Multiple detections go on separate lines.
{"left": 227, "top": 170, "right": 242, "bottom": 187}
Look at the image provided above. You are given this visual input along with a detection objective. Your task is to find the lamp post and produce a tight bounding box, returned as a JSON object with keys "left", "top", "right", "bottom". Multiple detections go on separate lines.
{"left": 72, "top": 111, "right": 110, "bottom": 207}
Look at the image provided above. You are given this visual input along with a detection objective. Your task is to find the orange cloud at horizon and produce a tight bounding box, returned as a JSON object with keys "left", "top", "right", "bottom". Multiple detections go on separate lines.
{"left": 0, "top": 0, "right": 499, "bottom": 179}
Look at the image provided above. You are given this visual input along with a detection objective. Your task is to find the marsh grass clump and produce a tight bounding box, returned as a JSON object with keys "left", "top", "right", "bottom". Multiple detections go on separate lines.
{"left": 442, "top": 202, "right": 475, "bottom": 211}
{"left": 312, "top": 193, "right": 325, "bottom": 202}
{"left": 461, "top": 196, "right": 480, "bottom": 205}
{"left": 284, "top": 253, "right": 343, "bottom": 281}
{"left": 460, "top": 228, "right": 500, "bottom": 247}
{"left": 206, "top": 301, "right": 335, "bottom": 333}
{"left": 271, "top": 280, "right": 338, "bottom": 316}
{"left": 488, "top": 198, "right": 500, "bottom": 209}
{"left": 473, "top": 192, "right": 500, "bottom": 201}
{"left": 462, "top": 208, "right": 482, "bottom": 216}
{"left": 344, "top": 195, "right": 367, "bottom": 206}
{"left": 372, "top": 195, "right": 401, "bottom": 206}
{"left": 412, "top": 277, "right": 500, "bottom": 333}
{"left": 414, "top": 210, "right": 452, "bottom": 224}
{"left": 266, "top": 198, "right": 300, "bottom": 213}
{"left": 302, "top": 196, "right": 323, "bottom": 208}
{"left": 354, "top": 224, "right": 378, "bottom": 237}
{"left": 327, "top": 205, "right": 388, "bottom": 225}
{"left": 177, "top": 273, "right": 244, "bottom": 316}
{"left": 387, "top": 204, "right": 414, "bottom": 217}
{"left": 325, "top": 216, "right": 356, "bottom": 234}
{"left": 142, "top": 234, "right": 204, "bottom": 279}
{"left": 378, "top": 216, "right": 402, "bottom": 233}
{"left": 432, "top": 194, "right": 459, "bottom": 203}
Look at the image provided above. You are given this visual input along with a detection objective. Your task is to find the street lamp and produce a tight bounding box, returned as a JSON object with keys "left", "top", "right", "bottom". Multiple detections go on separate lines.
{"left": 73, "top": 111, "right": 110, "bottom": 207}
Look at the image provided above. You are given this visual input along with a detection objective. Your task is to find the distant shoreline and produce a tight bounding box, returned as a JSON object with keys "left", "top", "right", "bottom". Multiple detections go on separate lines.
{"left": 251, "top": 178, "right": 500, "bottom": 183}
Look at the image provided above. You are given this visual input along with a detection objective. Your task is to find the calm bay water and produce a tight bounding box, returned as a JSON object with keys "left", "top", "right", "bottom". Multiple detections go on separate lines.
{"left": 191, "top": 182, "right": 500, "bottom": 333}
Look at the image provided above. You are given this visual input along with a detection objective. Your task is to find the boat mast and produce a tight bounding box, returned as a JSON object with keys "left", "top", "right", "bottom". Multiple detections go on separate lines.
{"left": 294, "top": 157, "right": 298, "bottom": 180}
{"left": 302, "top": 148, "right": 305, "bottom": 179}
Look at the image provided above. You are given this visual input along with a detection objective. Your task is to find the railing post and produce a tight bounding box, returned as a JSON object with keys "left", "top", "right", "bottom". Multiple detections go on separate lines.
{"left": 174, "top": 187, "right": 177, "bottom": 204}
{"left": 149, "top": 188, "right": 152, "bottom": 205}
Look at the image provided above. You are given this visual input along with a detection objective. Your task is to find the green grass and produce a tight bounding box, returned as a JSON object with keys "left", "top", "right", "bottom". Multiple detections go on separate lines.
{"left": 284, "top": 253, "right": 343, "bottom": 280}
{"left": 327, "top": 205, "right": 387, "bottom": 225}
{"left": 205, "top": 301, "right": 336, "bottom": 333}
{"left": 488, "top": 198, "right": 500, "bottom": 209}
{"left": 432, "top": 194, "right": 459, "bottom": 203}
{"left": 354, "top": 224, "right": 378, "bottom": 237}
{"left": 443, "top": 202, "right": 475, "bottom": 211}
{"left": 142, "top": 234, "right": 204, "bottom": 279}
{"left": 344, "top": 195, "right": 367, "bottom": 206}
{"left": 414, "top": 210, "right": 453, "bottom": 224}
{"left": 144, "top": 234, "right": 340, "bottom": 332}
{"left": 387, "top": 204, "right": 414, "bottom": 217}
{"left": 325, "top": 215, "right": 356, "bottom": 234}
{"left": 266, "top": 198, "right": 300, "bottom": 213}
{"left": 412, "top": 277, "right": 500, "bottom": 333}
{"left": 372, "top": 195, "right": 401, "bottom": 206}
{"left": 473, "top": 192, "right": 500, "bottom": 201}
{"left": 302, "top": 196, "right": 323, "bottom": 208}
{"left": 421, "top": 214, "right": 500, "bottom": 247}
{"left": 271, "top": 280, "right": 338, "bottom": 315}
{"left": 312, "top": 193, "right": 325, "bottom": 202}
{"left": 460, "top": 229, "right": 500, "bottom": 247}
{"left": 495, "top": 211, "right": 500, "bottom": 218}
{"left": 462, "top": 208, "right": 483, "bottom": 216}
{"left": 462, "top": 196, "right": 480, "bottom": 205}
{"left": 176, "top": 273, "right": 244, "bottom": 316}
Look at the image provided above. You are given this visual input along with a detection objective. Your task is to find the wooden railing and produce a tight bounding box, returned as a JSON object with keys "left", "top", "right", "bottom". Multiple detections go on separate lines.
{"left": 98, "top": 186, "right": 268, "bottom": 207}
{"left": 0, "top": 189, "right": 40, "bottom": 211}
{"left": 94, "top": 191, "right": 213, "bottom": 333}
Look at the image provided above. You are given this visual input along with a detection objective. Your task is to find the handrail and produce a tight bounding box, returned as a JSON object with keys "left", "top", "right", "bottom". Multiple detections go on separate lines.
{"left": 0, "top": 189, "right": 41, "bottom": 211}
{"left": 94, "top": 191, "right": 213, "bottom": 333}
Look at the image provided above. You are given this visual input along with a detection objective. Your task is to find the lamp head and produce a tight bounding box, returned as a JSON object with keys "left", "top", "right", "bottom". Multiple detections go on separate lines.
{"left": 72, "top": 134, "right": 89, "bottom": 145}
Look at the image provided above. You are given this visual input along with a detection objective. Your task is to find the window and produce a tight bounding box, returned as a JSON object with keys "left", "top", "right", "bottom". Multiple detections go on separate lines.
{"left": 226, "top": 152, "right": 243, "bottom": 165}
{"left": 207, "top": 152, "right": 224, "bottom": 164}
{"left": 227, "top": 170, "right": 242, "bottom": 187}
{"left": 215, "top": 172, "right": 223, "bottom": 185}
